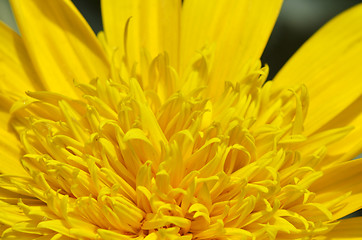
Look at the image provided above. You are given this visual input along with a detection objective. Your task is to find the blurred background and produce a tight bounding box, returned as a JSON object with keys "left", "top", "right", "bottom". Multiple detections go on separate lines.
{"left": 262, "top": 0, "right": 362, "bottom": 78}
{"left": 0, "top": 0, "right": 361, "bottom": 216}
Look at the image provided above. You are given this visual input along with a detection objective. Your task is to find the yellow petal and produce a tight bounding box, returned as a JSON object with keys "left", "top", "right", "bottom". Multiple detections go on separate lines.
{"left": 0, "top": 128, "right": 28, "bottom": 176}
{"left": 0, "top": 21, "right": 40, "bottom": 166}
{"left": 97, "top": 229, "right": 134, "bottom": 240}
{"left": 273, "top": 4, "right": 362, "bottom": 137}
{"left": 318, "top": 217, "right": 362, "bottom": 240}
{"left": 129, "top": 78, "right": 167, "bottom": 153}
{"left": 0, "top": 21, "right": 43, "bottom": 93}
{"left": 101, "top": 0, "right": 181, "bottom": 69}
{"left": 310, "top": 159, "right": 362, "bottom": 220}
{"left": 321, "top": 96, "right": 362, "bottom": 164}
{"left": 0, "top": 200, "right": 30, "bottom": 227}
{"left": 181, "top": 0, "right": 283, "bottom": 96}
{"left": 10, "top": 0, "right": 110, "bottom": 98}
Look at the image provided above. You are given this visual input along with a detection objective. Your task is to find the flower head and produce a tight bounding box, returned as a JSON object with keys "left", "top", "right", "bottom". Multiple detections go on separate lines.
{"left": 0, "top": 0, "right": 362, "bottom": 239}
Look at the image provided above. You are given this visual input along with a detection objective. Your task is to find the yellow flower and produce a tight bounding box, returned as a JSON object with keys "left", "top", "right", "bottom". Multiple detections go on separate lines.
{"left": 0, "top": 0, "right": 361, "bottom": 239}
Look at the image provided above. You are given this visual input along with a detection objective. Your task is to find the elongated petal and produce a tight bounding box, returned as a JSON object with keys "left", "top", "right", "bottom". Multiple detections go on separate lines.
{"left": 273, "top": 4, "right": 362, "bottom": 137}
{"left": 0, "top": 21, "right": 43, "bottom": 93}
{"left": 318, "top": 217, "right": 362, "bottom": 240}
{"left": 321, "top": 97, "right": 362, "bottom": 165}
{"left": 0, "top": 128, "right": 28, "bottom": 176}
{"left": 310, "top": 159, "right": 362, "bottom": 220}
{"left": 10, "top": 0, "right": 110, "bottom": 98}
{"left": 0, "top": 22, "right": 41, "bottom": 176}
{"left": 101, "top": 0, "right": 180, "bottom": 69}
{"left": 181, "top": 0, "right": 282, "bottom": 95}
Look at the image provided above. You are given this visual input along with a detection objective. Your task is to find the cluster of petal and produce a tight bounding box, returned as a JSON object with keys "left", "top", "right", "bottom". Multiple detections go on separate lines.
{"left": 0, "top": 0, "right": 362, "bottom": 240}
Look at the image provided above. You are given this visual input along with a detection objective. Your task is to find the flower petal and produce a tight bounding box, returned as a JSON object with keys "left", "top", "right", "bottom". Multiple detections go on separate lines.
{"left": 321, "top": 99, "right": 362, "bottom": 165}
{"left": 0, "top": 128, "right": 28, "bottom": 176}
{"left": 101, "top": 0, "right": 181, "bottom": 69}
{"left": 0, "top": 21, "right": 43, "bottom": 93}
{"left": 310, "top": 159, "right": 362, "bottom": 220}
{"left": 273, "top": 4, "right": 362, "bottom": 137}
{"left": 318, "top": 217, "right": 362, "bottom": 240}
{"left": 181, "top": 0, "right": 283, "bottom": 96}
{"left": 0, "top": 200, "right": 31, "bottom": 230}
{"left": 9, "top": 0, "right": 110, "bottom": 98}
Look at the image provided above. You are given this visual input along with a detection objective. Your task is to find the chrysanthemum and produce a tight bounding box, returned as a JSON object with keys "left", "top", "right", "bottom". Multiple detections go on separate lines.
{"left": 0, "top": 0, "right": 361, "bottom": 239}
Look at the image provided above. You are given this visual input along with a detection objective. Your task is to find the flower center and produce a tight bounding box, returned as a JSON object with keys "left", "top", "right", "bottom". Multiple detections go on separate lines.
{"left": 4, "top": 48, "right": 344, "bottom": 239}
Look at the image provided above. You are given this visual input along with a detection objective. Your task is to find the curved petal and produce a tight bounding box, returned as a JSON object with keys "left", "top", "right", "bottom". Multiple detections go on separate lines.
{"left": 101, "top": 0, "right": 181, "bottom": 69}
{"left": 0, "top": 92, "right": 26, "bottom": 176}
{"left": 318, "top": 217, "right": 362, "bottom": 240}
{"left": 310, "top": 159, "right": 362, "bottom": 220}
{"left": 0, "top": 21, "right": 43, "bottom": 93}
{"left": 321, "top": 98, "right": 362, "bottom": 165}
{"left": 181, "top": 0, "right": 283, "bottom": 96}
{"left": 10, "top": 0, "right": 110, "bottom": 98}
{"left": 0, "top": 22, "right": 38, "bottom": 177}
{"left": 273, "top": 3, "right": 362, "bottom": 138}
